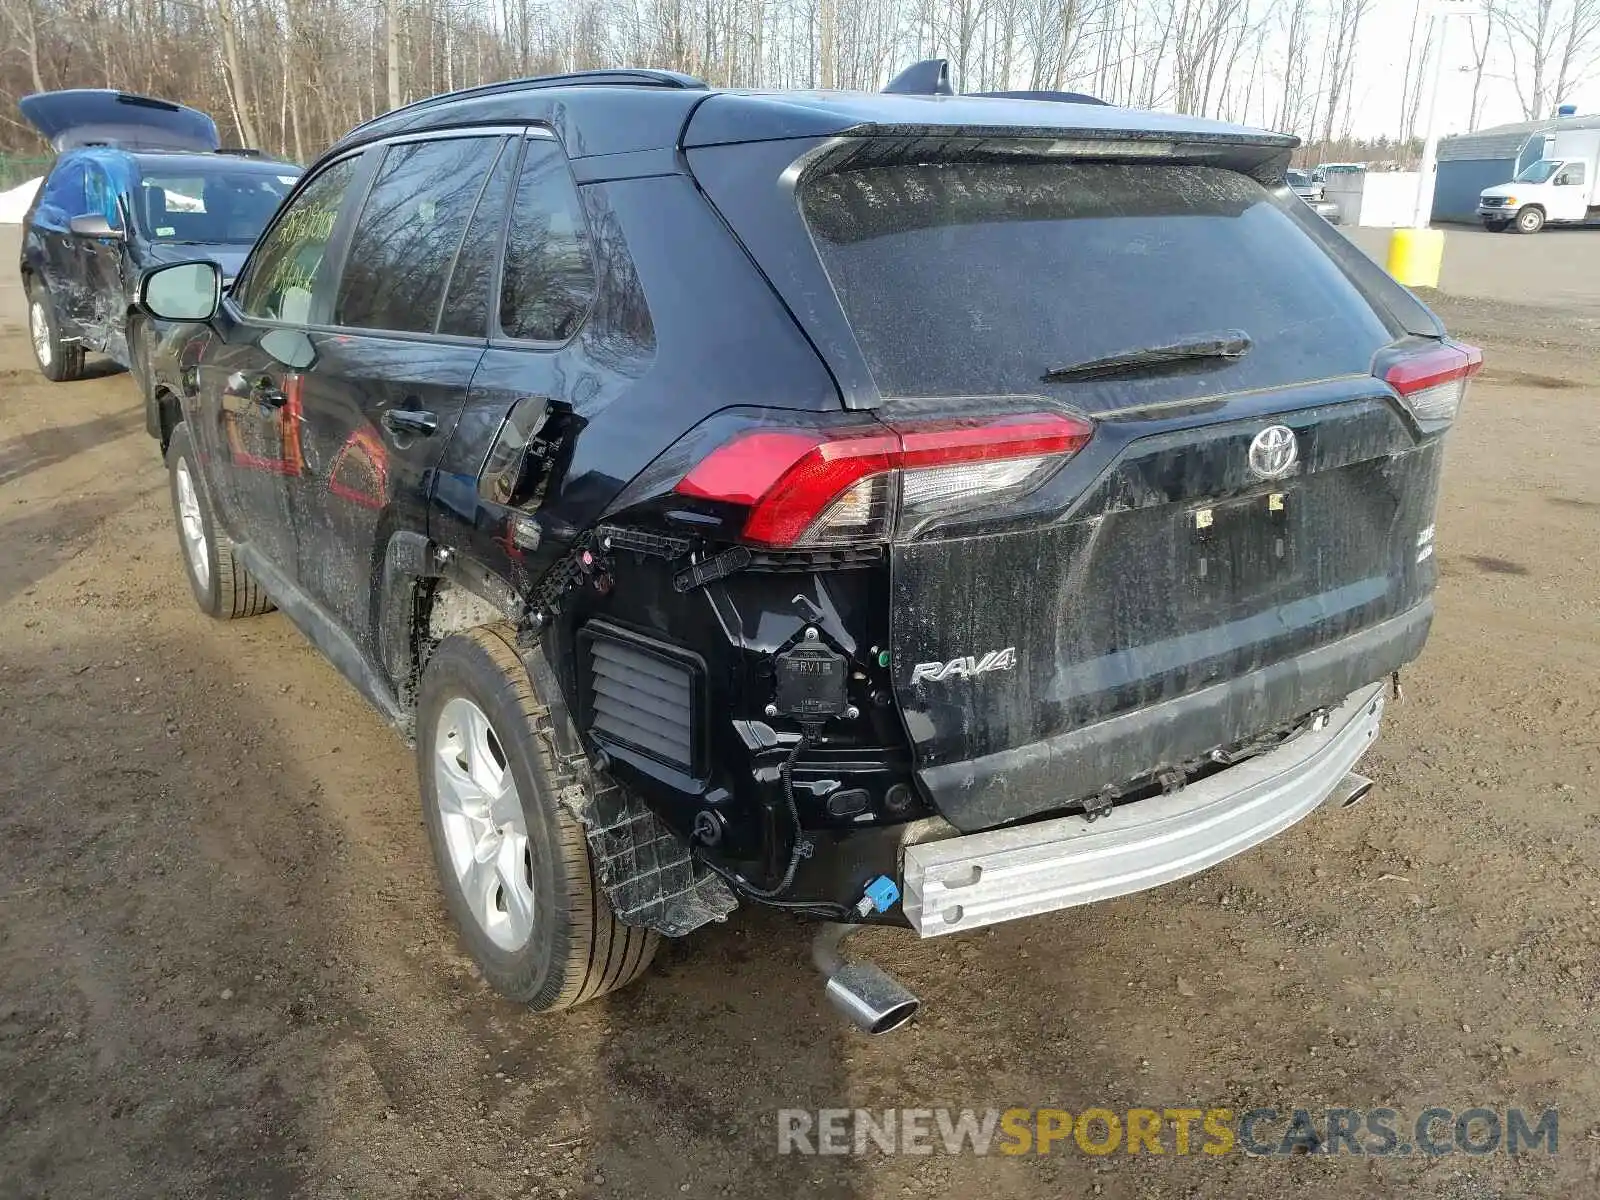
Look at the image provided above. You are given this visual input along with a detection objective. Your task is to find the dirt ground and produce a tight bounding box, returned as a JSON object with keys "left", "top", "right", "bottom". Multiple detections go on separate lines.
{"left": 2, "top": 224, "right": 1598, "bottom": 1200}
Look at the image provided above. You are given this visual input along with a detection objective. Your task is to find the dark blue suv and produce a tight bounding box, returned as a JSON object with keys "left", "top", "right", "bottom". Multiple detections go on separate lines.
{"left": 17, "top": 89, "right": 298, "bottom": 396}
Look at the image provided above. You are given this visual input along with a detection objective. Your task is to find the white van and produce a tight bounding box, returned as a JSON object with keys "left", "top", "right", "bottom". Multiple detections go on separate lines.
{"left": 1478, "top": 126, "right": 1600, "bottom": 232}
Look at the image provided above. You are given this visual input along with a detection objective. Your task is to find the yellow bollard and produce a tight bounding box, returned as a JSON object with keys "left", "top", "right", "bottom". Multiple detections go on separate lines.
{"left": 1386, "top": 227, "right": 1446, "bottom": 289}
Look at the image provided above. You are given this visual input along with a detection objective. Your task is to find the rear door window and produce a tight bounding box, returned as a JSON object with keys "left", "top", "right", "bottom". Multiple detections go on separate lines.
{"left": 438, "top": 140, "right": 517, "bottom": 338}
{"left": 800, "top": 161, "right": 1395, "bottom": 405}
{"left": 335, "top": 135, "right": 503, "bottom": 334}
{"left": 498, "top": 140, "right": 595, "bottom": 342}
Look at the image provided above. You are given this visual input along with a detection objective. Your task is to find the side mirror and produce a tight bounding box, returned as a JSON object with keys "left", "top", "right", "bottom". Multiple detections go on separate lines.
{"left": 69, "top": 213, "right": 122, "bottom": 239}
{"left": 139, "top": 260, "right": 221, "bottom": 322}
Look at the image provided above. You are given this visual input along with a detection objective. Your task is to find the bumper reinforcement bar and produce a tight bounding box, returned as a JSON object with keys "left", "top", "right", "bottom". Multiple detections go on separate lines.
{"left": 902, "top": 682, "right": 1386, "bottom": 936}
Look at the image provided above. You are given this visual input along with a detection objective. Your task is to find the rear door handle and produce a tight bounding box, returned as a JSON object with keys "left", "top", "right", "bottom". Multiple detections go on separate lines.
{"left": 384, "top": 408, "right": 438, "bottom": 436}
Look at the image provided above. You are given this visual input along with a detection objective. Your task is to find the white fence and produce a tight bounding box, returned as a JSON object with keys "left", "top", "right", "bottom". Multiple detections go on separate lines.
{"left": 1323, "top": 172, "right": 1423, "bottom": 227}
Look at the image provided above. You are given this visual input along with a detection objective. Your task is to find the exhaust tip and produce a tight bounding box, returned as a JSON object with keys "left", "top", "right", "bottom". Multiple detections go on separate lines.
{"left": 1338, "top": 772, "right": 1375, "bottom": 809}
{"left": 824, "top": 962, "right": 921, "bottom": 1035}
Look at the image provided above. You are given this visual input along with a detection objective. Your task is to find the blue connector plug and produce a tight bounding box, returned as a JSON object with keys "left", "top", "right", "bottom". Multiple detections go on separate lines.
{"left": 856, "top": 874, "right": 901, "bottom": 917}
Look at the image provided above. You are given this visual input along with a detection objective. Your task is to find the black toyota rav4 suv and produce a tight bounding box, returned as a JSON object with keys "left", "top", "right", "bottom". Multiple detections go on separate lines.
{"left": 140, "top": 63, "right": 1479, "bottom": 1033}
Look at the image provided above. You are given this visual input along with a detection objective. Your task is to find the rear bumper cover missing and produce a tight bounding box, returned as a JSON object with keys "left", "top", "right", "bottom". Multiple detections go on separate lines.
{"left": 919, "top": 602, "right": 1429, "bottom": 832}
{"left": 902, "top": 681, "right": 1385, "bottom": 936}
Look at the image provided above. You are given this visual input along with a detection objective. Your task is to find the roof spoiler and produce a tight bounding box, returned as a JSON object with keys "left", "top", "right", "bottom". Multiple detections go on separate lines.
{"left": 883, "top": 59, "right": 1107, "bottom": 106}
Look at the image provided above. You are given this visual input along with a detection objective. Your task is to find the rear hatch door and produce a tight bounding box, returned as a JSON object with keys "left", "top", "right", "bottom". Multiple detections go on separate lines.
{"left": 698, "top": 139, "right": 1449, "bottom": 833}
{"left": 20, "top": 90, "right": 219, "bottom": 152}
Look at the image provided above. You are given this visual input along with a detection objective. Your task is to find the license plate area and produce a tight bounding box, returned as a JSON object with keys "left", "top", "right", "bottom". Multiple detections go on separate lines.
{"left": 1189, "top": 489, "right": 1299, "bottom": 603}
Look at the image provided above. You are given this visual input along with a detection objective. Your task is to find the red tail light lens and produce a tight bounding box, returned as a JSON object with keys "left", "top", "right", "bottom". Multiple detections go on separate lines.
{"left": 675, "top": 412, "right": 1093, "bottom": 547}
{"left": 1383, "top": 341, "right": 1483, "bottom": 426}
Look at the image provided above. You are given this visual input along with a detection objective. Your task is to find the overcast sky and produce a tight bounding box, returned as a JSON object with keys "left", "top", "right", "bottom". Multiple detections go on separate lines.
{"left": 1346, "top": 0, "right": 1596, "bottom": 137}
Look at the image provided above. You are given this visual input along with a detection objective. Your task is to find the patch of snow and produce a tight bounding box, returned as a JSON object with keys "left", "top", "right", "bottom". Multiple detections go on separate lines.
{"left": 0, "top": 177, "right": 42, "bottom": 224}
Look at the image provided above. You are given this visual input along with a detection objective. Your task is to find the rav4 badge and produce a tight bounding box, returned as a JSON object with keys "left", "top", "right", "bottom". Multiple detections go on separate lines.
{"left": 910, "top": 648, "right": 1018, "bottom": 684}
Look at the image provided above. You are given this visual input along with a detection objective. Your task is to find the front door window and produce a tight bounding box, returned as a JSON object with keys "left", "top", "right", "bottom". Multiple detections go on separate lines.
{"left": 234, "top": 157, "right": 359, "bottom": 325}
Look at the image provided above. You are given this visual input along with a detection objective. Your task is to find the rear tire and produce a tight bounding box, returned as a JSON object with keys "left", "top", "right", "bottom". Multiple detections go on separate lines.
{"left": 1514, "top": 206, "right": 1545, "bottom": 234}
{"left": 26, "top": 281, "right": 85, "bottom": 382}
{"left": 416, "top": 624, "right": 658, "bottom": 1011}
{"left": 165, "top": 423, "right": 275, "bottom": 620}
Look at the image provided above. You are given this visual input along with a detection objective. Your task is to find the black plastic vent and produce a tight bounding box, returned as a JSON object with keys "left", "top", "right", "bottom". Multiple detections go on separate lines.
{"left": 581, "top": 624, "right": 702, "bottom": 777}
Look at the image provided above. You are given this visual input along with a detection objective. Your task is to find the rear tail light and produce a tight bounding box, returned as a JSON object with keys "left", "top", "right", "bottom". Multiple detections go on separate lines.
{"left": 1383, "top": 340, "right": 1483, "bottom": 427}
{"left": 674, "top": 412, "right": 1093, "bottom": 547}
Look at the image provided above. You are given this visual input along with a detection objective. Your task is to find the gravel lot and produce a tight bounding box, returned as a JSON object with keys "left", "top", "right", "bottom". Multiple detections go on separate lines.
{"left": 1, "top": 224, "right": 1597, "bottom": 1199}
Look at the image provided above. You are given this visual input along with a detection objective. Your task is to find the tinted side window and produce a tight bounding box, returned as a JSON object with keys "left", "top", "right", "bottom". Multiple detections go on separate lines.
{"left": 235, "top": 157, "right": 359, "bottom": 324}
{"left": 335, "top": 136, "right": 502, "bottom": 334}
{"left": 438, "top": 141, "right": 516, "bottom": 337}
{"left": 499, "top": 141, "right": 595, "bottom": 342}
{"left": 84, "top": 165, "right": 122, "bottom": 228}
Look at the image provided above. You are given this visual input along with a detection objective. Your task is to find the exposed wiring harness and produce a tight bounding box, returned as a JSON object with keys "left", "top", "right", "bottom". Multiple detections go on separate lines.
{"left": 693, "top": 727, "right": 855, "bottom": 915}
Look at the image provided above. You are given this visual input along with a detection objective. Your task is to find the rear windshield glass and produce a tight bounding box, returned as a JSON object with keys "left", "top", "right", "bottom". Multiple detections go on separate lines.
{"left": 800, "top": 161, "right": 1394, "bottom": 404}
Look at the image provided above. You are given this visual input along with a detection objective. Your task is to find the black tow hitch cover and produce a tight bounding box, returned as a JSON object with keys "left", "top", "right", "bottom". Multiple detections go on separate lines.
{"left": 773, "top": 643, "right": 848, "bottom": 718}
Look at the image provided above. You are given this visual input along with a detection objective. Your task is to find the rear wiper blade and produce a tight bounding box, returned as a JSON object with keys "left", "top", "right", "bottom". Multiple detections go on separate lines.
{"left": 1042, "top": 330, "right": 1252, "bottom": 382}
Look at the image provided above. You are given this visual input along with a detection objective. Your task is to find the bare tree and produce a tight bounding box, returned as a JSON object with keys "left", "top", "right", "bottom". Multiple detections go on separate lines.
{"left": 1499, "top": 0, "right": 1600, "bottom": 118}
{"left": 214, "top": 0, "right": 260, "bottom": 147}
{"left": 0, "top": 0, "right": 1514, "bottom": 170}
{"left": 1467, "top": 0, "right": 1497, "bottom": 126}
{"left": 388, "top": 0, "right": 403, "bottom": 109}
{"left": 1320, "top": 0, "right": 1373, "bottom": 152}
{"left": 1272, "top": 0, "right": 1314, "bottom": 135}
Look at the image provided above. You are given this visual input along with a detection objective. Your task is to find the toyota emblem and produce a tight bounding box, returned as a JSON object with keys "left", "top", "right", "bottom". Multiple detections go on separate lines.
{"left": 1248, "top": 425, "right": 1298, "bottom": 479}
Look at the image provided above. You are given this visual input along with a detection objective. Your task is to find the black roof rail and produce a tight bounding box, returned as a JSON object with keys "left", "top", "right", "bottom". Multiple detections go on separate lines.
{"left": 216, "top": 147, "right": 266, "bottom": 157}
{"left": 884, "top": 59, "right": 954, "bottom": 96}
{"left": 969, "top": 89, "right": 1108, "bottom": 106}
{"left": 349, "top": 68, "right": 708, "bottom": 135}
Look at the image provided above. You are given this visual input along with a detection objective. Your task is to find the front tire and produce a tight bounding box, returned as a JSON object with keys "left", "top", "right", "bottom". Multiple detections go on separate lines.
{"left": 1514, "top": 206, "right": 1545, "bottom": 234}
{"left": 1483, "top": 219, "right": 1510, "bottom": 233}
{"left": 165, "top": 423, "right": 275, "bottom": 619}
{"left": 26, "top": 281, "right": 85, "bottom": 382}
{"left": 416, "top": 625, "right": 657, "bottom": 1011}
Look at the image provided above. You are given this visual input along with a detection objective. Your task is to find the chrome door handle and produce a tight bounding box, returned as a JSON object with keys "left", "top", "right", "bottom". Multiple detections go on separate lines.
{"left": 384, "top": 409, "right": 438, "bottom": 436}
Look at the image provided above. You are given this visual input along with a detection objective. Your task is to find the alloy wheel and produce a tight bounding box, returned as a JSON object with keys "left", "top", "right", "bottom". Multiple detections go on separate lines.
{"left": 30, "top": 300, "right": 50, "bottom": 368}
{"left": 174, "top": 458, "right": 210, "bottom": 591}
{"left": 433, "top": 696, "right": 536, "bottom": 951}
